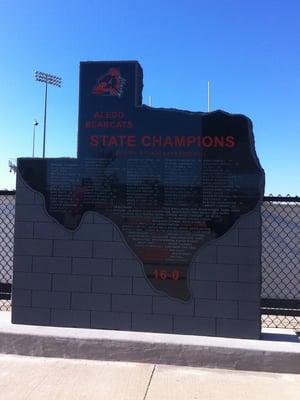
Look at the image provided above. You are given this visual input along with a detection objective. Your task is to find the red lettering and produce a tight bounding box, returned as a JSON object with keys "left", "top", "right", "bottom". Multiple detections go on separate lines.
{"left": 153, "top": 269, "right": 181, "bottom": 281}
{"left": 108, "top": 136, "right": 118, "bottom": 146}
{"left": 141, "top": 136, "right": 151, "bottom": 147}
{"left": 128, "top": 136, "right": 136, "bottom": 147}
{"left": 90, "top": 135, "right": 98, "bottom": 146}
{"left": 225, "top": 136, "right": 235, "bottom": 147}
{"left": 101, "top": 135, "right": 108, "bottom": 145}
{"left": 214, "top": 136, "right": 224, "bottom": 147}
{"left": 163, "top": 136, "right": 173, "bottom": 146}
{"left": 90, "top": 134, "right": 235, "bottom": 149}
{"left": 174, "top": 136, "right": 186, "bottom": 147}
{"left": 202, "top": 136, "right": 214, "bottom": 147}
{"left": 93, "top": 111, "right": 125, "bottom": 119}
{"left": 187, "top": 136, "right": 197, "bottom": 146}
{"left": 118, "top": 135, "right": 126, "bottom": 146}
{"left": 152, "top": 136, "right": 162, "bottom": 146}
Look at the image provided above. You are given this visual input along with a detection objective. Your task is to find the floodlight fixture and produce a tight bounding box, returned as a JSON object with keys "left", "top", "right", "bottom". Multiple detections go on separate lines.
{"left": 34, "top": 71, "right": 62, "bottom": 157}
{"left": 34, "top": 71, "right": 62, "bottom": 87}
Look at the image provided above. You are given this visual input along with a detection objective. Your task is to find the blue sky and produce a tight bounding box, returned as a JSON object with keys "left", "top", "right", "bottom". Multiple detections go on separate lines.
{"left": 0, "top": 0, "right": 299, "bottom": 194}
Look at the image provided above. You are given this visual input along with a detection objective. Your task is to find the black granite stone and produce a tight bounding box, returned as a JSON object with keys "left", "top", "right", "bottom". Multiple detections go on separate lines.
{"left": 18, "top": 61, "right": 264, "bottom": 301}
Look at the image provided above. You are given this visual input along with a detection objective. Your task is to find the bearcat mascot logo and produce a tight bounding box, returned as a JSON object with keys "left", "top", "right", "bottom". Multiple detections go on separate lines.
{"left": 92, "top": 67, "right": 126, "bottom": 97}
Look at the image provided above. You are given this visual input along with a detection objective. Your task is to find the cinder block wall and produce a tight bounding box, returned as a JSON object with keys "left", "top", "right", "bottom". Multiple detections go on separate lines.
{"left": 12, "top": 173, "right": 262, "bottom": 339}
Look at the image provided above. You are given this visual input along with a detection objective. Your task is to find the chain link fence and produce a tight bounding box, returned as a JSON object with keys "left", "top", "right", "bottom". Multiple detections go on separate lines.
{"left": 0, "top": 191, "right": 15, "bottom": 311}
{"left": 261, "top": 195, "right": 300, "bottom": 330}
{"left": 0, "top": 191, "right": 299, "bottom": 331}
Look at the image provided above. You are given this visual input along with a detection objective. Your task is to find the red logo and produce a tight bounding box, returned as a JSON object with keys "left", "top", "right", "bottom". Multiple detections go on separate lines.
{"left": 92, "top": 68, "right": 126, "bottom": 97}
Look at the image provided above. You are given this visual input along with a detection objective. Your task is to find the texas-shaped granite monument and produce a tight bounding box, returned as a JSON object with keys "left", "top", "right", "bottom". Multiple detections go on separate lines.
{"left": 17, "top": 61, "right": 264, "bottom": 302}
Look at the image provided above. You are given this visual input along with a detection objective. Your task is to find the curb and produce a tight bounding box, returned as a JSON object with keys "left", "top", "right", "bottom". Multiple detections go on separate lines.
{"left": 0, "top": 313, "right": 299, "bottom": 374}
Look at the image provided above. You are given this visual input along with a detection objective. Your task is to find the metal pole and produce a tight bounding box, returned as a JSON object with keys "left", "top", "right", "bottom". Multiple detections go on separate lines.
{"left": 42, "top": 81, "right": 48, "bottom": 158}
{"left": 207, "top": 80, "right": 211, "bottom": 112}
{"left": 32, "top": 120, "right": 38, "bottom": 157}
{"left": 32, "top": 124, "right": 35, "bottom": 157}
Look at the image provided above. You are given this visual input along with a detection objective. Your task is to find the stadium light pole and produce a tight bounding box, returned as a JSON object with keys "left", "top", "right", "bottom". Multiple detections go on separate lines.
{"left": 34, "top": 71, "right": 62, "bottom": 158}
{"left": 32, "top": 119, "right": 38, "bottom": 157}
{"left": 207, "top": 80, "right": 211, "bottom": 112}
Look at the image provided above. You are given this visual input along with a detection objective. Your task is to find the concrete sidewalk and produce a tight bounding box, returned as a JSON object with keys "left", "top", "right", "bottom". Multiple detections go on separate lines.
{"left": 0, "top": 354, "right": 300, "bottom": 400}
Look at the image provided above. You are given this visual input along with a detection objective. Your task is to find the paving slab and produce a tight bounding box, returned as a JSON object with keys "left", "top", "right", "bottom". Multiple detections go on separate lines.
{"left": 0, "top": 354, "right": 153, "bottom": 400}
{"left": 0, "top": 312, "right": 299, "bottom": 374}
{"left": 147, "top": 364, "right": 300, "bottom": 400}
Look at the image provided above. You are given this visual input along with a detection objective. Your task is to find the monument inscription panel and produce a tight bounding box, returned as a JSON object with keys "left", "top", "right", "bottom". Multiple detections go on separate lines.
{"left": 19, "top": 61, "right": 264, "bottom": 301}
